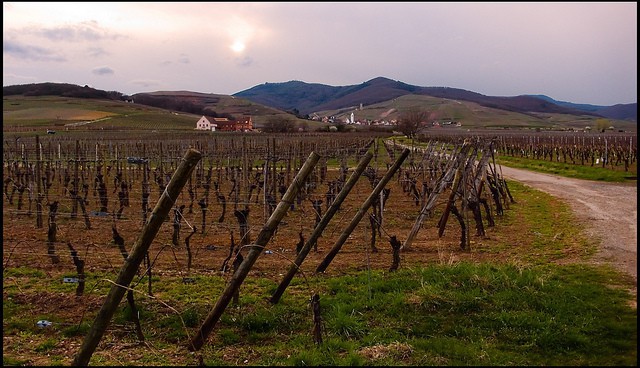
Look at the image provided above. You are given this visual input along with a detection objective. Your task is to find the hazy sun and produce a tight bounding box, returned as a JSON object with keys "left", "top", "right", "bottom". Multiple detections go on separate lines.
{"left": 231, "top": 40, "right": 246, "bottom": 53}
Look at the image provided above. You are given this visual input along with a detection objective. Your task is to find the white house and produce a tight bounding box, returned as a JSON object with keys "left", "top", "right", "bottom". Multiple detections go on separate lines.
{"left": 195, "top": 116, "right": 217, "bottom": 131}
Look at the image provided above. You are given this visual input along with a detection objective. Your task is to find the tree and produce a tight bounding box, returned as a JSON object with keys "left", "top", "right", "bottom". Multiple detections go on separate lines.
{"left": 262, "top": 116, "right": 297, "bottom": 133}
{"left": 397, "top": 108, "right": 432, "bottom": 138}
{"left": 594, "top": 118, "right": 612, "bottom": 133}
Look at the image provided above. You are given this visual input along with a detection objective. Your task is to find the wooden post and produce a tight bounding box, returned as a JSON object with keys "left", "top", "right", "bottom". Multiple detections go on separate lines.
{"left": 71, "top": 140, "right": 79, "bottom": 218}
{"left": 72, "top": 148, "right": 202, "bottom": 367}
{"left": 315, "top": 148, "right": 410, "bottom": 273}
{"left": 437, "top": 159, "right": 465, "bottom": 237}
{"left": 403, "top": 141, "right": 471, "bottom": 250}
{"left": 35, "top": 135, "right": 43, "bottom": 228}
{"left": 188, "top": 151, "right": 320, "bottom": 352}
{"left": 270, "top": 151, "right": 373, "bottom": 304}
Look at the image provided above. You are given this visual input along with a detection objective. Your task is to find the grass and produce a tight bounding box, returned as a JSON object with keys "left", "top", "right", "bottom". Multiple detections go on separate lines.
{"left": 2, "top": 95, "right": 202, "bottom": 132}
{"left": 495, "top": 155, "right": 637, "bottom": 183}
{"left": 3, "top": 262, "right": 634, "bottom": 366}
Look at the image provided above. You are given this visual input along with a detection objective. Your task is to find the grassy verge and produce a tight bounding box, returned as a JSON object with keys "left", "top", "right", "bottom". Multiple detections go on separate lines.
{"left": 495, "top": 155, "right": 637, "bottom": 183}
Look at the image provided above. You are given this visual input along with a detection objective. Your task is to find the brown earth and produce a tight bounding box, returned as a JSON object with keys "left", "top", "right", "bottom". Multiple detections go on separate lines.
{"left": 4, "top": 164, "right": 635, "bottom": 286}
{"left": 3, "top": 163, "right": 637, "bottom": 365}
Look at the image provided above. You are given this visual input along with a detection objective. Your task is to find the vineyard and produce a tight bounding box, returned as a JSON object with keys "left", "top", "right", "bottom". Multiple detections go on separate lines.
{"left": 3, "top": 130, "right": 637, "bottom": 365}
{"left": 415, "top": 130, "right": 637, "bottom": 173}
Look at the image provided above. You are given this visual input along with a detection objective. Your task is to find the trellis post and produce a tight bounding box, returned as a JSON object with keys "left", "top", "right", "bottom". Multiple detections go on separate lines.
{"left": 188, "top": 151, "right": 320, "bottom": 352}
{"left": 270, "top": 151, "right": 373, "bottom": 304}
{"left": 315, "top": 148, "right": 409, "bottom": 273}
{"left": 72, "top": 148, "right": 202, "bottom": 367}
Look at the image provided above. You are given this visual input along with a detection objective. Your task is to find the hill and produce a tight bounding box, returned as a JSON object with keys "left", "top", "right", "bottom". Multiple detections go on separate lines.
{"left": 234, "top": 77, "right": 637, "bottom": 121}
{"left": 311, "top": 94, "right": 638, "bottom": 132}
{"left": 3, "top": 82, "right": 636, "bottom": 133}
{"left": 130, "top": 90, "right": 302, "bottom": 126}
{"left": 3, "top": 82, "right": 124, "bottom": 100}
{"left": 2, "top": 84, "right": 319, "bottom": 133}
{"left": 529, "top": 94, "right": 637, "bottom": 121}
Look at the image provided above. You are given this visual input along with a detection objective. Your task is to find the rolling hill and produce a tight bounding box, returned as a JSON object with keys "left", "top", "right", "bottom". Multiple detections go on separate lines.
{"left": 3, "top": 81, "right": 637, "bottom": 133}
{"left": 234, "top": 77, "right": 637, "bottom": 121}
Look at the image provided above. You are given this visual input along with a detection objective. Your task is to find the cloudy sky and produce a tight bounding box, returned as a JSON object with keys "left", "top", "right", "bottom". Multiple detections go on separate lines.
{"left": 3, "top": 2, "right": 637, "bottom": 106}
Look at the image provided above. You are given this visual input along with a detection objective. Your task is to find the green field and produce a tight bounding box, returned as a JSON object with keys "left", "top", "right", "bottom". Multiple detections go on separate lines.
{"left": 3, "top": 95, "right": 202, "bottom": 131}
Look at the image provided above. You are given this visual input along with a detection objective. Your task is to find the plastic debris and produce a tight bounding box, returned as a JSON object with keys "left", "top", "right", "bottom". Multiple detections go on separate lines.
{"left": 37, "top": 320, "right": 52, "bottom": 328}
{"left": 264, "top": 250, "right": 273, "bottom": 254}
{"left": 63, "top": 277, "right": 79, "bottom": 283}
{"left": 127, "top": 157, "right": 149, "bottom": 164}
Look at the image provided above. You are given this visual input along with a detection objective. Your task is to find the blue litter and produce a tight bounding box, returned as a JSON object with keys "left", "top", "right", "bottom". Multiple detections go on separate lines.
{"left": 37, "top": 320, "right": 52, "bottom": 328}
{"left": 127, "top": 157, "right": 149, "bottom": 164}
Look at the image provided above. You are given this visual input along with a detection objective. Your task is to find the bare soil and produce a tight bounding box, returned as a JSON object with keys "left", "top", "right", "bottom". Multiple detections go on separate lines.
{"left": 3, "top": 163, "right": 637, "bottom": 365}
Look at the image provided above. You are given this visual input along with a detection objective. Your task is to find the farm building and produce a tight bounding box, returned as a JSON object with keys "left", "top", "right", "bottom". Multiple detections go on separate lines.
{"left": 195, "top": 115, "right": 253, "bottom": 132}
{"left": 195, "top": 116, "right": 218, "bottom": 131}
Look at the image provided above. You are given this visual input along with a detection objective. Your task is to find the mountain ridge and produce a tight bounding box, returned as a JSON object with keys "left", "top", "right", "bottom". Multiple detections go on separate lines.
{"left": 3, "top": 79, "right": 636, "bottom": 122}
{"left": 233, "top": 77, "right": 636, "bottom": 121}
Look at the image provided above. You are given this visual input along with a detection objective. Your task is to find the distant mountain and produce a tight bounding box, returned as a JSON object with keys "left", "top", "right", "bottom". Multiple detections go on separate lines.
{"left": 235, "top": 77, "right": 636, "bottom": 121}
{"left": 528, "top": 94, "right": 637, "bottom": 121}
{"left": 593, "top": 104, "right": 637, "bottom": 121}
{"left": 5, "top": 81, "right": 636, "bottom": 125}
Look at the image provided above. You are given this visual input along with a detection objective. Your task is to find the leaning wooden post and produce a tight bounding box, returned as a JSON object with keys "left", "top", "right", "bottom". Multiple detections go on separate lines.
{"left": 315, "top": 148, "right": 410, "bottom": 273}
{"left": 188, "top": 151, "right": 320, "bottom": 352}
{"left": 403, "top": 141, "right": 470, "bottom": 250}
{"left": 72, "top": 148, "right": 202, "bottom": 367}
{"left": 270, "top": 151, "right": 373, "bottom": 304}
{"left": 437, "top": 153, "right": 468, "bottom": 237}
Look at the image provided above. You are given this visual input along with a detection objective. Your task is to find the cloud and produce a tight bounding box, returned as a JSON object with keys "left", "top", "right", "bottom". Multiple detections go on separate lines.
{"left": 2, "top": 2, "right": 635, "bottom": 105}
{"left": 160, "top": 55, "right": 191, "bottom": 66}
{"left": 34, "top": 21, "right": 125, "bottom": 42}
{"left": 3, "top": 72, "right": 39, "bottom": 83}
{"left": 2, "top": 39, "right": 66, "bottom": 62}
{"left": 92, "top": 66, "right": 114, "bottom": 76}
{"left": 86, "top": 47, "right": 109, "bottom": 58}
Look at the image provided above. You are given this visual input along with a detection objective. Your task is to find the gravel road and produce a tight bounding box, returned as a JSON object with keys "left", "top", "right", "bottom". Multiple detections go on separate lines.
{"left": 498, "top": 165, "right": 637, "bottom": 289}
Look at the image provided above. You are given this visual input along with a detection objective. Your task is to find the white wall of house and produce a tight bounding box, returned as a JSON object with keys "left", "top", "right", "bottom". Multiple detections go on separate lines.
{"left": 195, "top": 116, "right": 210, "bottom": 130}
{"left": 195, "top": 116, "right": 217, "bottom": 131}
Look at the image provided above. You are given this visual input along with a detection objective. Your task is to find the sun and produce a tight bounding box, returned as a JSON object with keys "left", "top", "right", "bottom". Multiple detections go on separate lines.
{"left": 230, "top": 40, "right": 246, "bottom": 53}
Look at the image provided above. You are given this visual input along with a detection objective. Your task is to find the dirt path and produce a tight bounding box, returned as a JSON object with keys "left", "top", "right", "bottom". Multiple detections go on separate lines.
{"left": 498, "top": 165, "right": 637, "bottom": 292}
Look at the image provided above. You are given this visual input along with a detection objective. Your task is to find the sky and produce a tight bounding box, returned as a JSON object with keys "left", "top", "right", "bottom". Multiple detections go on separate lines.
{"left": 3, "top": 2, "right": 637, "bottom": 106}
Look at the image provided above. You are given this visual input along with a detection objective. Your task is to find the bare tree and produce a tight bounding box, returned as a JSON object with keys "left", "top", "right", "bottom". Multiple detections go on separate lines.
{"left": 397, "top": 108, "right": 432, "bottom": 138}
{"left": 262, "top": 116, "right": 297, "bottom": 133}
